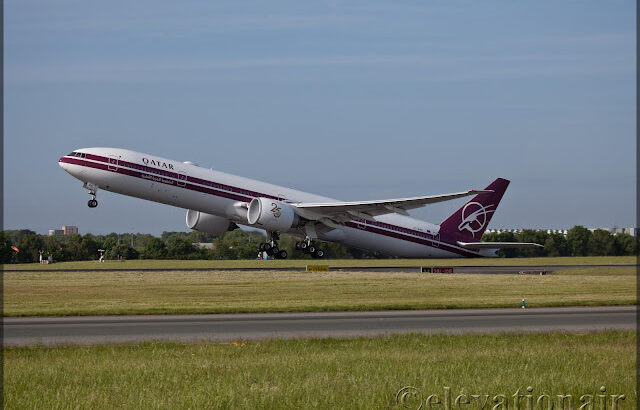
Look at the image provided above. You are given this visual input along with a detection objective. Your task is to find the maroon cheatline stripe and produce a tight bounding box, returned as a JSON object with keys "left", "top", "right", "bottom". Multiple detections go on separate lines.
{"left": 61, "top": 155, "right": 478, "bottom": 257}
{"left": 60, "top": 156, "right": 110, "bottom": 171}
{"left": 83, "top": 153, "right": 281, "bottom": 201}
{"left": 344, "top": 222, "right": 479, "bottom": 257}
{"left": 61, "top": 156, "right": 252, "bottom": 203}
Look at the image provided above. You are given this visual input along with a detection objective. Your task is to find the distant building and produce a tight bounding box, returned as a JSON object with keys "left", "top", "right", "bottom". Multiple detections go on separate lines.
{"left": 193, "top": 242, "right": 215, "bottom": 250}
{"left": 485, "top": 228, "right": 636, "bottom": 237}
{"left": 61, "top": 225, "right": 78, "bottom": 235}
{"left": 49, "top": 226, "right": 79, "bottom": 236}
{"left": 597, "top": 227, "right": 636, "bottom": 237}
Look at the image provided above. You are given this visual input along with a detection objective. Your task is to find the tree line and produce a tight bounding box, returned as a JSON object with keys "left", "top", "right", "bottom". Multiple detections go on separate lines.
{"left": 482, "top": 226, "right": 636, "bottom": 257}
{"left": 0, "top": 225, "right": 636, "bottom": 263}
{"left": 0, "top": 229, "right": 381, "bottom": 263}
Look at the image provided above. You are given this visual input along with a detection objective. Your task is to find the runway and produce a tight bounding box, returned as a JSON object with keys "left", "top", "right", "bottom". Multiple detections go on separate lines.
{"left": 4, "top": 306, "right": 635, "bottom": 346}
{"left": 4, "top": 264, "right": 635, "bottom": 274}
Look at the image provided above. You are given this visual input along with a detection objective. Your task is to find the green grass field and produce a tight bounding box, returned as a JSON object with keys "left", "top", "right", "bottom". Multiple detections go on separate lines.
{"left": 3, "top": 255, "right": 635, "bottom": 271}
{"left": 554, "top": 267, "right": 635, "bottom": 275}
{"left": 4, "top": 269, "right": 635, "bottom": 316}
{"left": 4, "top": 331, "right": 635, "bottom": 409}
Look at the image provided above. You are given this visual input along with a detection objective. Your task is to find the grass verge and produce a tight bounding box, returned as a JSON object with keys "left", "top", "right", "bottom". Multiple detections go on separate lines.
{"left": 3, "top": 255, "right": 635, "bottom": 271}
{"left": 4, "top": 331, "right": 635, "bottom": 409}
{"left": 4, "top": 270, "right": 635, "bottom": 316}
{"left": 553, "top": 267, "right": 635, "bottom": 275}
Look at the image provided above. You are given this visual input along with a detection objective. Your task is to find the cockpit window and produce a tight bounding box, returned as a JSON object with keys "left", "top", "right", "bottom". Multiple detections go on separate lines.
{"left": 67, "top": 152, "right": 87, "bottom": 158}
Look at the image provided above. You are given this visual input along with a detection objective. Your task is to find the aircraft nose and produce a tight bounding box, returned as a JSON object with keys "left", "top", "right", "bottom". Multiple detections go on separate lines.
{"left": 58, "top": 153, "right": 74, "bottom": 173}
{"left": 59, "top": 150, "right": 88, "bottom": 180}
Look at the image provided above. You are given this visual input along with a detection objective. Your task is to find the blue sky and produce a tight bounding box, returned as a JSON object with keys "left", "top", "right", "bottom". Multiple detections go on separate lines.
{"left": 4, "top": 0, "right": 636, "bottom": 235}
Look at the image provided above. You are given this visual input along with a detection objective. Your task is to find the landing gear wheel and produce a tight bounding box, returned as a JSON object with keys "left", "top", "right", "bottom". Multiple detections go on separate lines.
{"left": 307, "top": 244, "right": 317, "bottom": 254}
{"left": 263, "top": 232, "right": 283, "bottom": 259}
{"left": 295, "top": 242, "right": 301, "bottom": 250}
{"left": 88, "top": 199, "right": 98, "bottom": 208}
{"left": 314, "top": 249, "right": 324, "bottom": 258}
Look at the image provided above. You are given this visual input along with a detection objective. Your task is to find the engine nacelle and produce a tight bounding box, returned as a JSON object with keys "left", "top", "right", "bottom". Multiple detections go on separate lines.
{"left": 247, "top": 198, "right": 300, "bottom": 231}
{"left": 186, "top": 210, "right": 236, "bottom": 236}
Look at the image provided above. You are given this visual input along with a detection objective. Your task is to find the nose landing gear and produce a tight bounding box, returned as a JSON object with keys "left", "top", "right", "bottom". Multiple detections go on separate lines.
{"left": 83, "top": 182, "right": 99, "bottom": 208}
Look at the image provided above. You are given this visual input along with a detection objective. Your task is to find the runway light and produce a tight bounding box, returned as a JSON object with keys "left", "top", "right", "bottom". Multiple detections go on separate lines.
{"left": 522, "top": 299, "right": 526, "bottom": 309}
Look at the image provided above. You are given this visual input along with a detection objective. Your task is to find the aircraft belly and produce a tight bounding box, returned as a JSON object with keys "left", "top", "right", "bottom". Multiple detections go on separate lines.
{"left": 87, "top": 168, "right": 235, "bottom": 217}
{"left": 341, "top": 226, "right": 457, "bottom": 258}
{"left": 83, "top": 168, "right": 461, "bottom": 258}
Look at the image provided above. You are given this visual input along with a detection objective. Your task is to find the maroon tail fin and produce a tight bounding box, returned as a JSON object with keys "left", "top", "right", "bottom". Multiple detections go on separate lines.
{"left": 439, "top": 178, "right": 510, "bottom": 239}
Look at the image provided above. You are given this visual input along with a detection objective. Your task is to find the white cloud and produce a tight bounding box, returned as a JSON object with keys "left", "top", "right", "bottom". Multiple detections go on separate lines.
{"left": 5, "top": 52, "right": 633, "bottom": 85}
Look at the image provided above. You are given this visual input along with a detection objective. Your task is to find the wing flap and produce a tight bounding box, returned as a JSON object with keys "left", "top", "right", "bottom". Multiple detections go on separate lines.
{"left": 292, "top": 189, "right": 491, "bottom": 220}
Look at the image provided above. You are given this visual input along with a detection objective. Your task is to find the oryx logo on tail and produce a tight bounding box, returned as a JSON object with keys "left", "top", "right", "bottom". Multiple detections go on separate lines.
{"left": 439, "top": 177, "right": 508, "bottom": 239}
{"left": 458, "top": 202, "right": 495, "bottom": 237}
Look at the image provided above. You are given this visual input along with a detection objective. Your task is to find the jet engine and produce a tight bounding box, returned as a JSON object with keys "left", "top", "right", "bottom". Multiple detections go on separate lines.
{"left": 186, "top": 210, "right": 237, "bottom": 236}
{"left": 247, "top": 198, "right": 300, "bottom": 231}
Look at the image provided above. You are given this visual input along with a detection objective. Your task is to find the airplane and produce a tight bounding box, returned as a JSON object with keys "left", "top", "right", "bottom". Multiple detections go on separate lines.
{"left": 58, "top": 148, "right": 542, "bottom": 259}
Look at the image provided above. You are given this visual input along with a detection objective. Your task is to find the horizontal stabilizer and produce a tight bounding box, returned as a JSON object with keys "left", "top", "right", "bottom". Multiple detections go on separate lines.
{"left": 457, "top": 241, "right": 544, "bottom": 250}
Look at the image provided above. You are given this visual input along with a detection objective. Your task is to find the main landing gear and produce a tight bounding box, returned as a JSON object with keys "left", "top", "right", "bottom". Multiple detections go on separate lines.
{"left": 84, "top": 182, "right": 99, "bottom": 208}
{"left": 258, "top": 233, "right": 326, "bottom": 260}
{"left": 295, "top": 238, "right": 325, "bottom": 258}
{"left": 258, "top": 232, "right": 288, "bottom": 259}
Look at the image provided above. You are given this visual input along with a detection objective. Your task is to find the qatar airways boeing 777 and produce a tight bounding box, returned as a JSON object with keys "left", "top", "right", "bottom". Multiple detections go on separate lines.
{"left": 58, "top": 148, "right": 541, "bottom": 259}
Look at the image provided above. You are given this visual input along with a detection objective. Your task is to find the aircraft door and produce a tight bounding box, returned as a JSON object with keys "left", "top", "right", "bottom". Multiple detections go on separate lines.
{"left": 108, "top": 155, "right": 119, "bottom": 171}
{"left": 178, "top": 171, "right": 187, "bottom": 187}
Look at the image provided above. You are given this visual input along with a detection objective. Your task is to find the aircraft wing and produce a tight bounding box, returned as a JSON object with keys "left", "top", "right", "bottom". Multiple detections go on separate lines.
{"left": 291, "top": 189, "right": 491, "bottom": 223}
{"left": 457, "top": 241, "right": 544, "bottom": 249}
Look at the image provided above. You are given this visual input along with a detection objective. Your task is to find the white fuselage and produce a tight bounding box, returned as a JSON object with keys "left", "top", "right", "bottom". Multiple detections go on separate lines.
{"left": 59, "top": 147, "right": 487, "bottom": 257}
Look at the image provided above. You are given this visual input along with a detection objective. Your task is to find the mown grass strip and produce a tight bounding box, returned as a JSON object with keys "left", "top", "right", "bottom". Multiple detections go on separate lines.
{"left": 4, "top": 331, "right": 635, "bottom": 409}
{"left": 4, "top": 270, "right": 635, "bottom": 316}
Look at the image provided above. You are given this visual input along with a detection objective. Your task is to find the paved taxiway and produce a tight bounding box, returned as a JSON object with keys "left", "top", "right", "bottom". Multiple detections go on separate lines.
{"left": 4, "top": 306, "right": 635, "bottom": 346}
